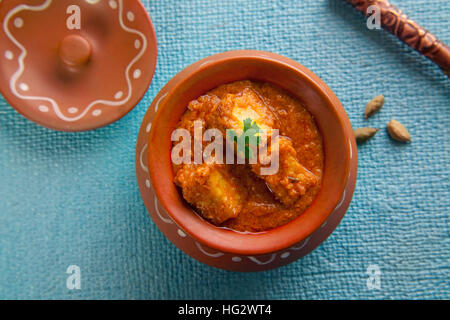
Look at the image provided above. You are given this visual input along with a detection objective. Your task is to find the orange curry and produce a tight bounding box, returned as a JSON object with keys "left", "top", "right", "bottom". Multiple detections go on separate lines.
{"left": 172, "top": 81, "right": 324, "bottom": 232}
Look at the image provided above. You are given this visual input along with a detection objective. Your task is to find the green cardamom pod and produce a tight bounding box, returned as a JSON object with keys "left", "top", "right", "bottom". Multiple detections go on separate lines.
{"left": 364, "top": 95, "right": 385, "bottom": 119}
{"left": 387, "top": 119, "right": 412, "bottom": 142}
{"left": 354, "top": 127, "right": 379, "bottom": 143}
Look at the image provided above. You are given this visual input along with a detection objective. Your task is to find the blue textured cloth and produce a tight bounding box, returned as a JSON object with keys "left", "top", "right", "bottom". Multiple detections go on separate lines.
{"left": 0, "top": 0, "right": 449, "bottom": 300}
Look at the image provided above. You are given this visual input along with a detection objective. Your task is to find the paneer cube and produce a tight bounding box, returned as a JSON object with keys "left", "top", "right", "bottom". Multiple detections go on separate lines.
{"left": 253, "top": 138, "right": 319, "bottom": 206}
{"left": 207, "top": 87, "right": 318, "bottom": 206}
{"left": 174, "top": 164, "right": 246, "bottom": 224}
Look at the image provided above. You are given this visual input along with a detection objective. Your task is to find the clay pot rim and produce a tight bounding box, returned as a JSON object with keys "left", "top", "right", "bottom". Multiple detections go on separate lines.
{"left": 148, "top": 50, "right": 354, "bottom": 256}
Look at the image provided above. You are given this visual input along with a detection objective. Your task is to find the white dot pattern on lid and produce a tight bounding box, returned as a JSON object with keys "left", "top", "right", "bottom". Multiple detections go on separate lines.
{"left": 133, "top": 69, "right": 141, "bottom": 79}
{"left": 108, "top": 0, "right": 117, "bottom": 9}
{"left": 19, "top": 83, "right": 29, "bottom": 91}
{"left": 38, "top": 105, "right": 49, "bottom": 112}
{"left": 5, "top": 51, "right": 14, "bottom": 60}
{"left": 127, "top": 12, "right": 135, "bottom": 22}
{"left": 14, "top": 18, "right": 23, "bottom": 28}
{"left": 114, "top": 91, "right": 123, "bottom": 100}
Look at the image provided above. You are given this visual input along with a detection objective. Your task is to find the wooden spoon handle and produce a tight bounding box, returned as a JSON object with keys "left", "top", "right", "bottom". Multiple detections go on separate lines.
{"left": 345, "top": 0, "right": 450, "bottom": 76}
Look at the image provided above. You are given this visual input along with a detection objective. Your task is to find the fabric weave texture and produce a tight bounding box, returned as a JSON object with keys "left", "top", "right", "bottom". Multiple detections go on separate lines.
{"left": 0, "top": 0, "right": 449, "bottom": 299}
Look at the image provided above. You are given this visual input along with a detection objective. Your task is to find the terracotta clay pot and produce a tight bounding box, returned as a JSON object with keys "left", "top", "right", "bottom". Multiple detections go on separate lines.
{"left": 136, "top": 51, "right": 357, "bottom": 272}
{"left": 0, "top": 0, "right": 157, "bottom": 131}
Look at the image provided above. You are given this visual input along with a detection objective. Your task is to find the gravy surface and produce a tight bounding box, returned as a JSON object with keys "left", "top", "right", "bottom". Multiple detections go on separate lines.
{"left": 173, "top": 81, "right": 324, "bottom": 232}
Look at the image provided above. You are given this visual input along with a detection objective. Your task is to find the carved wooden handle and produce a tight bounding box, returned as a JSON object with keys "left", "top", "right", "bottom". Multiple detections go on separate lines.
{"left": 345, "top": 0, "right": 450, "bottom": 76}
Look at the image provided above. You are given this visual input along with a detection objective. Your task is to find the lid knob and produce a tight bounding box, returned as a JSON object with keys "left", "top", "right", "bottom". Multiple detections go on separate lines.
{"left": 59, "top": 34, "right": 91, "bottom": 67}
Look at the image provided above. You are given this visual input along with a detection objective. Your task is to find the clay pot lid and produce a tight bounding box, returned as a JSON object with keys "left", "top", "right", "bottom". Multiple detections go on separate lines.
{"left": 0, "top": 0, "right": 157, "bottom": 131}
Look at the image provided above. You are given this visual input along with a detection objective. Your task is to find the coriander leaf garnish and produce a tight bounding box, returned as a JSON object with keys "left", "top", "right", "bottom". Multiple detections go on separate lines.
{"left": 228, "top": 118, "right": 262, "bottom": 160}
